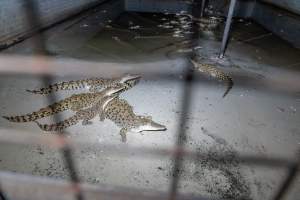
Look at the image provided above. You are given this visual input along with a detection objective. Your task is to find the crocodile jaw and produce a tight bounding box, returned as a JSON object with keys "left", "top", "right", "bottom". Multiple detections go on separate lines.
{"left": 119, "top": 74, "right": 141, "bottom": 84}
{"left": 132, "top": 121, "right": 167, "bottom": 133}
{"left": 105, "top": 85, "right": 125, "bottom": 95}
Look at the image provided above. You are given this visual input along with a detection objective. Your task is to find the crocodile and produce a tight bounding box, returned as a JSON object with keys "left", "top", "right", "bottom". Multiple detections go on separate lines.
{"left": 190, "top": 59, "right": 233, "bottom": 98}
{"left": 103, "top": 98, "right": 166, "bottom": 142}
{"left": 26, "top": 74, "right": 141, "bottom": 95}
{"left": 36, "top": 97, "right": 167, "bottom": 142}
{"left": 3, "top": 85, "right": 125, "bottom": 123}
{"left": 35, "top": 94, "right": 119, "bottom": 131}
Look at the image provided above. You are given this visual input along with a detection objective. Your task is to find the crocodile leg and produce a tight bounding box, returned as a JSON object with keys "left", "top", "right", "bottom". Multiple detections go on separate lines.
{"left": 120, "top": 128, "right": 128, "bottom": 142}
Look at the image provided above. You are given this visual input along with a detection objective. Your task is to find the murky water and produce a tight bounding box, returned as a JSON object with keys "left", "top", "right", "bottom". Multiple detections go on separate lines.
{"left": 0, "top": 11, "right": 300, "bottom": 200}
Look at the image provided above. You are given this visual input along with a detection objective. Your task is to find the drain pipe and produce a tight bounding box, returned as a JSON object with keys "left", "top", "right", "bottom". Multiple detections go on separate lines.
{"left": 219, "top": 0, "right": 237, "bottom": 59}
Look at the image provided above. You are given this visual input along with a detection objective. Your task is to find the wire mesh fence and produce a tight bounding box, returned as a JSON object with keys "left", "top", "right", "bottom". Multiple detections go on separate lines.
{"left": 0, "top": 0, "right": 299, "bottom": 200}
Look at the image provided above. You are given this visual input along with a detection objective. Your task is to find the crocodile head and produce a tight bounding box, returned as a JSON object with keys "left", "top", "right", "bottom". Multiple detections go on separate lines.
{"left": 113, "top": 74, "right": 141, "bottom": 91}
{"left": 131, "top": 116, "right": 167, "bottom": 133}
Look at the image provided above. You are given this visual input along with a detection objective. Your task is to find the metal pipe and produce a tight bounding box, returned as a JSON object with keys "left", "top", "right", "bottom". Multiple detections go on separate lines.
{"left": 200, "top": 0, "right": 207, "bottom": 17}
{"left": 219, "top": 0, "right": 237, "bottom": 58}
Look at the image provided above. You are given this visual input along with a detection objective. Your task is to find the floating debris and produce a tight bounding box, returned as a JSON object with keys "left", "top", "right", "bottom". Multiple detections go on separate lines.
{"left": 161, "top": 25, "right": 173, "bottom": 29}
{"left": 173, "top": 34, "right": 184, "bottom": 38}
{"left": 290, "top": 106, "right": 297, "bottom": 113}
{"left": 277, "top": 107, "right": 285, "bottom": 113}
{"left": 129, "top": 25, "right": 141, "bottom": 30}
{"left": 174, "top": 30, "right": 182, "bottom": 34}
{"left": 170, "top": 21, "right": 179, "bottom": 25}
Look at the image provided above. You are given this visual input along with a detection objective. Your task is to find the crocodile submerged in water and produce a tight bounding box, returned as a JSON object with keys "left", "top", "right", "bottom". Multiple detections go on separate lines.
{"left": 190, "top": 59, "right": 233, "bottom": 98}
{"left": 2, "top": 85, "right": 127, "bottom": 123}
{"left": 26, "top": 74, "right": 141, "bottom": 95}
{"left": 36, "top": 97, "right": 167, "bottom": 142}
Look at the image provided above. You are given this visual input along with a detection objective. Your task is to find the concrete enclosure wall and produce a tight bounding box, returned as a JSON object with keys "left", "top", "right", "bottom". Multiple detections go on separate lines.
{"left": 261, "top": 0, "right": 300, "bottom": 15}
{"left": 125, "top": 0, "right": 192, "bottom": 14}
{"left": 252, "top": 1, "right": 300, "bottom": 48}
{"left": 0, "top": 0, "right": 107, "bottom": 48}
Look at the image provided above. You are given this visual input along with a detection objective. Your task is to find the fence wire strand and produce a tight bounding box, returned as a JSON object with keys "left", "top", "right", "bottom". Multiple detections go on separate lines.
{"left": 21, "top": 1, "right": 84, "bottom": 200}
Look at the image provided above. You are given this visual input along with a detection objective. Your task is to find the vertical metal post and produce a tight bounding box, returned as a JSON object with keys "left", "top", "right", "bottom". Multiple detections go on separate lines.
{"left": 273, "top": 159, "right": 300, "bottom": 200}
{"left": 200, "top": 0, "right": 206, "bottom": 17}
{"left": 0, "top": 186, "right": 7, "bottom": 200}
{"left": 22, "top": 1, "right": 84, "bottom": 200}
{"left": 219, "top": 0, "right": 237, "bottom": 58}
{"left": 168, "top": 6, "right": 198, "bottom": 199}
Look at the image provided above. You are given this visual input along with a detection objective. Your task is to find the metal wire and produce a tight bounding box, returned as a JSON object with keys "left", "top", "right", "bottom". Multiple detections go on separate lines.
{"left": 168, "top": 5, "right": 203, "bottom": 199}
{"left": 168, "top": 63, "right": 194, "bottom": 200}
{"left": 22, "top": 1, "right": 84, "bottom": 200}
{"left": 0, "top": 128, "right": 297, "bottom": 169}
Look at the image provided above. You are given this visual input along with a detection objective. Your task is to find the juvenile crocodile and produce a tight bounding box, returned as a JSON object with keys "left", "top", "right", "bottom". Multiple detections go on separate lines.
{"left": 3, "top": 86, "right": 125, "bottom": 123}
{"left": 35, "top": 94, "right": 119, "bottom": 131}
{"left": 191, "top": 59, "right": 233, "bottom": 98}
{"left": 37, "top": 97, "right": 167, "bottom": 142}
{"left": 104, "top": 98, "right": 166, "bottom": 142}
{"left": 26, "top": 74, "right": 141, "bottom": 95}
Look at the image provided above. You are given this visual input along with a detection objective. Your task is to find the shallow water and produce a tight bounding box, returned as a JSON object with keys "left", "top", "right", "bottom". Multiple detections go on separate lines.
{"left": 0, "top": 11, "right": 300, "bottom": 200}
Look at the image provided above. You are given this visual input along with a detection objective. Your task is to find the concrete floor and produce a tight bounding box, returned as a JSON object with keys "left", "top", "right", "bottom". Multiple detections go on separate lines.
{"left": 0, "top": 10, "right": 300, "bottom": 200}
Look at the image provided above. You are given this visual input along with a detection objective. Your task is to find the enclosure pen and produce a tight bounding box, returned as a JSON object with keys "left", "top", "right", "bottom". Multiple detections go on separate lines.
{"left": 0, "top": 0, "right": 299, "bottom": 200}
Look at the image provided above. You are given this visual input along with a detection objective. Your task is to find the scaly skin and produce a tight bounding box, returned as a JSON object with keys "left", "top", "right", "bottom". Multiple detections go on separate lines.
{"left": 35, "top": 95, "right": 118, "bottom": 131}
{"left": 3, "top": 86, "right": 124, "bottom": 123}
{"left": 35, "top": 97, "right": 167, "bottom": 142}
{"left": 191, "top": 59, "right": 233, "bottom": 98}
{"left": 26, "top": 74, "right": 141, "bottom": 95}
{"left": 104, "top": 98, "right": 166, "bottom": 142}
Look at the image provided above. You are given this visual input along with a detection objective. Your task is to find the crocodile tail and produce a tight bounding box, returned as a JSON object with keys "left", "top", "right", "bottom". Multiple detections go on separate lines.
{"left": 2, "top": 111, "right": 48, "bottom": 122}
{"left": 26, "top": 80, "right": 88, "bottom": 95}
{"left": 3, "top": 101, "right": 70, "bottom": 123}
{"left": 2, "top": 115, "right": 33, "bottom": 122}
{"left": 222, "top": 75, "right": 234, "bottom": 98}
{"left": 34, "top": 115, "right": 80, "bottom": 131}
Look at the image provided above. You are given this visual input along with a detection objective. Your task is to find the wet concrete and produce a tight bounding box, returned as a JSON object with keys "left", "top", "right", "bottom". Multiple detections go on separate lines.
{"left": 0, "top": 11, "right": 300, "bottom": 200}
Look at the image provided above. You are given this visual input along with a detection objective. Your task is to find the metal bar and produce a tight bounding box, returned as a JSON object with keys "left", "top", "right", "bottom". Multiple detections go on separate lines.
{"left": 0, "top": 128, "right": 297, "bottom": 168}
{"left": 22, "top": 1, "right": 84, "bottom": 200}
{"left": 23, "top": 0, "right": 47, "bottom": 54}
{"left": 0, "top": 186, "right": 7, "bottom": 200}
{"left": 272, "top": 159, "right": 300, "bottom": 200}
{"left": 219, "top": 0, "right": 237, "bottom": 58}
{"left": 0, "top": 171, "right": 215, "bottom": 200}
{"left": 168, "top": 55, "right": 195, "bottom": 200}
{"left": 200, "top": 0, "right": 207, "bottom": 17}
